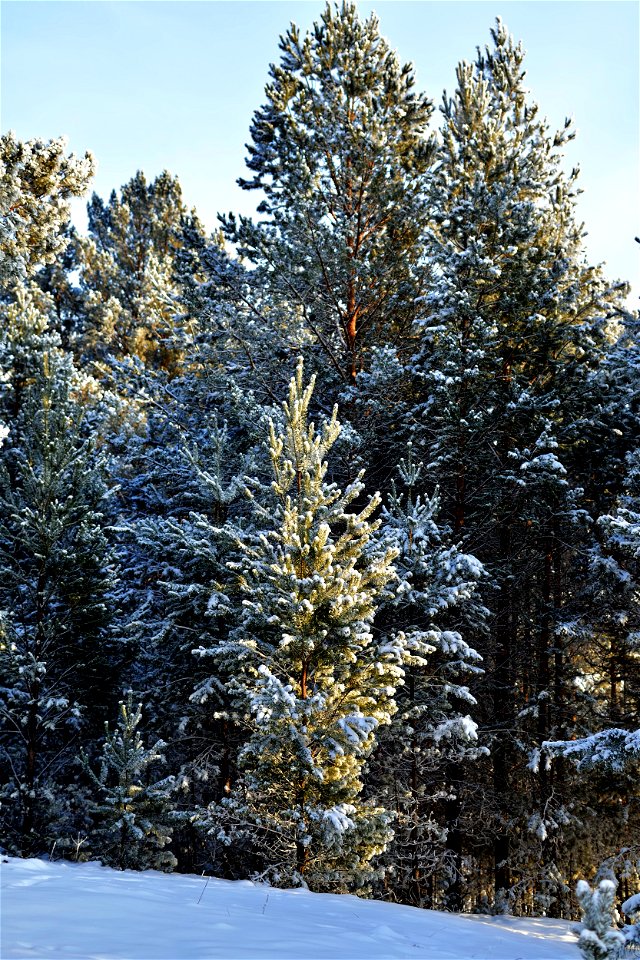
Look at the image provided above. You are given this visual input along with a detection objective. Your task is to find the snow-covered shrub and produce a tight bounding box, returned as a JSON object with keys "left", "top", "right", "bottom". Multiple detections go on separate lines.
{"left": 82, "top": 694, "right": 177, "bottom": 872}
{"left": 576, "top": 878, "right": 625, "bottom": 960}
{"left": 622, "top": 892, "right": 640, "bottom": 952}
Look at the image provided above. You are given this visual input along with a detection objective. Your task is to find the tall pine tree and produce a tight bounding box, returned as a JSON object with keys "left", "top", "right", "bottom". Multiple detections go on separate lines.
{"left": 0, "top": 333, "right": 122, "bottom": 852}
{"left": 409, "top": 19, "right": 628, "bottom": 910}
{"left": 222, "top": 1, "right": 435, "bottom": 391}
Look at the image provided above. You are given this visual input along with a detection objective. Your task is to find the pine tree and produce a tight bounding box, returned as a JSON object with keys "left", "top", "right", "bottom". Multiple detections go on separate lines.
{"left": 119, "top": 411, "right": 258, "bottom": 872}
{"left": 200, "top": 360, "right": 401, "bottom": 890}
{"left": 0, "top": 131, "right": 94, "bottom": 442}
{"left": 371, "top": 447, "right": 487, "bottom": 908}
{"left": 64, "top": 171, "right": 222, "bottom": 864}
{"left": 78, "top": 169, "right": 202, "bottom": 368}
{"left": 0, "top": 338, "right": 122, "bottom": 852}
{"left": 222, "top": 0, "right": 435, "bottom": 390}
{"left": 79, "top": 185, "right": 276, "bottom": 872}
{"left": 82, "top": 693, "right": 176, "bottom": 871}
{"left": 0, "top": 132, "right": 94, "bottom": 290}
{"left": 576, "top": 879, "right": 625, "bottom": 960}
{"left": 407, "top": 19, "right": 629, "bottom": 911}
{"left": 0, "top": 186, "right": 122, "bottom": 849}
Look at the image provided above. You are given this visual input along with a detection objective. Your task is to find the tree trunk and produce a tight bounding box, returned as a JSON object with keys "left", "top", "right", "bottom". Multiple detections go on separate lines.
{"left": 493, "top": 518, "right": 513, "bottom": 901}
{"left": 444, "top": 764, "right": 464, "bottom": 911}
{"left": 345, "top": 278, "right": 359, "bottom": 386}
{"left": 445, "top": 446, "right": 467, "bottom": 910}
{"left": 22, "top": 696, "right": 39, "bottom": 842}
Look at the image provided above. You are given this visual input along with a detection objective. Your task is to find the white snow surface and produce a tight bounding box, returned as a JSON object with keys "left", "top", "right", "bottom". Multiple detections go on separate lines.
{"left": 1, "top": 856, "right": 581, "bottom": 960}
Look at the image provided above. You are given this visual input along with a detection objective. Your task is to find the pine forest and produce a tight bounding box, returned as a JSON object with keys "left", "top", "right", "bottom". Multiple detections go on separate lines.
{"left": 1, "top": 3, "right": 638, "bottom": 947}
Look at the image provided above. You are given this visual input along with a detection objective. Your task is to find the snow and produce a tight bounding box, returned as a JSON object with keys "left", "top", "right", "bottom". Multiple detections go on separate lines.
{"left": 1, "top": 856, "right": 581, "bottom": 959}
{"left": 543, "top": 727, "right": 640, "bottom": 772}
{"left": 623, "top": 893, "right": 640, "bottom": 918}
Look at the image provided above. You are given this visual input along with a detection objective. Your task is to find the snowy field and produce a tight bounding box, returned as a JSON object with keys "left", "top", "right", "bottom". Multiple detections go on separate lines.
{"left": 1, "top": 856, "right": 581, "bottom": 960}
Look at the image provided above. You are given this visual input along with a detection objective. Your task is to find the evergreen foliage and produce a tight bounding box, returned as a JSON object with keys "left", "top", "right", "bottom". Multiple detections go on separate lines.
{"left": 406, "top": 17, "right": 630, "bottom": 911}
{"left": 201, "top": 360, "right": 401, "bottom": 890}
{"left": 82, "top": 693, "right": 176, "bottom": 871}
{"left": 120, "top": 412, "right": 253, "bottom": 871}
{"left": 0, "top": 6, "right": 637, "bottom": 921}
{"left": 0, "top": 339, "right": 122, "bottom": 852}
{"left": 222, "top": 0, "right": 435, "bottom": 389}
{"left": 622, "top": 891, "right": 640, "bottom": 951}
{"left": 78, "top": 169, "right": 202, "bottom": 367}
{"left": 543, "top": 443, "right": 640, "bottom": 884}
{"left": 0, "top": 132, "right": 94, "bottom": 288}
{"left": 576, "top": 879, "right": 625, "bottom": 960}
{"left": 371, "top": 448, "right": 487, "bottom": 907}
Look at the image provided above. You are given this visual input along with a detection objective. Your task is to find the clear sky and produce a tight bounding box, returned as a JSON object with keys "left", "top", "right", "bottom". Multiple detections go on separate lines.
{"left": 2, "top": 1, "right": 638, "bottom": 300}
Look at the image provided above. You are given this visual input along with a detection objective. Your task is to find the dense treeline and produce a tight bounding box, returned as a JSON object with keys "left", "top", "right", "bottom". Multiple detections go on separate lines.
{"left": 1, "top": 2, "right": 638, "bottom": 926}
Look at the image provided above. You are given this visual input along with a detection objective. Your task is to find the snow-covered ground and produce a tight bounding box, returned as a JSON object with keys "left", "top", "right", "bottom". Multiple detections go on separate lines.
{"left": 1, "top": 856, "right": 581, "bottom": 959}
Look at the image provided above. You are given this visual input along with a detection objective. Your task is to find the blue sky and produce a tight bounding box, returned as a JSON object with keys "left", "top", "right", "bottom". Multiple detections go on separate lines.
{"left": 2, "top": 1, "right": 638, "bottom": 299}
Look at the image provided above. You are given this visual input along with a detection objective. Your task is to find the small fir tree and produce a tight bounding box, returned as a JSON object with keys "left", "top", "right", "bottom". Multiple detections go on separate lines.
{"left": 201, "top": 359, "right": 401, "bottom": 890}
{"left": 83, "top": 693, "right": 176, "bottom": 871}
{"left": 576, "top": 879, "right": 625, "bottom": 960}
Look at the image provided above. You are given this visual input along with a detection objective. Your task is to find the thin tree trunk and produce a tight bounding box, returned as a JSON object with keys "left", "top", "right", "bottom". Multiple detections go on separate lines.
{"left": 296, "top": 661, "right": 310, "bottom": 875}
{"left": 445, "top": 443, "right": 467, "bottom": 910}
{"left": 407, "top": 668, "right": 424, "bottom": 906}
{"left": 493, "top": 518, "right": 513, "bottom": 901}
{"left": 22, "top": 695, "right": 39, "bottom": 842}
{"left": 537, "top": 534, "right": 553, "bottom": 800}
